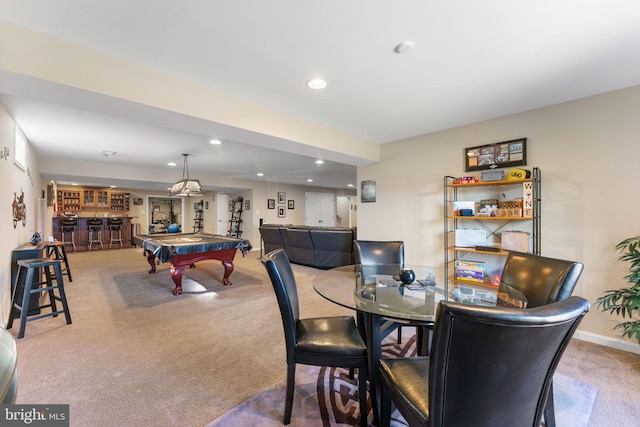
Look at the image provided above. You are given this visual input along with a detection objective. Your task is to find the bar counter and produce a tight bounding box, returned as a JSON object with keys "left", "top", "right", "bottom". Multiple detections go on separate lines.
{"left": 52, "top": 216, "right": 137, "bottom": 252}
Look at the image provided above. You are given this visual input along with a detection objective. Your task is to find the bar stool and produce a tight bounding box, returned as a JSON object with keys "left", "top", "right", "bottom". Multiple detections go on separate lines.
{"left": 59, "top": 218, "right": 77, "bottom": 252}
{"left": 108, "top": 218, "right": 123, "bottom": 248}
{"left": 7, "top": 258, "right": 72, "bottom": 339}
{"left": 45, "top": 240, "right": 72, "bottom": 282}
{"left": 87, "top": 218, "right": 104, "bottom": 250}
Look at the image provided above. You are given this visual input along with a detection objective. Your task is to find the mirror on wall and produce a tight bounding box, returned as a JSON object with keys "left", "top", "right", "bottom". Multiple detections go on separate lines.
{"left": 147, "top": 197, "right": 183, "bottom": 234}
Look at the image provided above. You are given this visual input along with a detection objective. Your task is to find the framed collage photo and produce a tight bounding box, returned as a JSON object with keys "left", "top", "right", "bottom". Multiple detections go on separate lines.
{"left": 464, "top": 138, "right": 527, "bottom": 172}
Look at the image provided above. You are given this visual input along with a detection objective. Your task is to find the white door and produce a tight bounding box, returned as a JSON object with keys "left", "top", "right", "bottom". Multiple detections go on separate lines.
{"left": 217, "top": 194, "right": 228, "bottom": 235}
{"left": 305, "top": 192, "right": 335, "bottom": 226}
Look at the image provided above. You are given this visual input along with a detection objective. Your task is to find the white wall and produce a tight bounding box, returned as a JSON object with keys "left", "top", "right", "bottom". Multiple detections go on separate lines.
{"left": 357, "top": 84, "right": 640, "bottom": 351}
{"left": 0, "top": 103, "right": 46, "bottom": 327}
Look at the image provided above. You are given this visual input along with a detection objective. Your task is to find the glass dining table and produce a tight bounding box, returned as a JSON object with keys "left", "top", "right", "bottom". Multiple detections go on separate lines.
{"left": 313, "top": 263, "right": 527, "bottom": 425}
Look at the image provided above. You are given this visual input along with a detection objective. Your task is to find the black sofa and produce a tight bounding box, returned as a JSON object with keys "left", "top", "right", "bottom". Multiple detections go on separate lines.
{"left": 259, "top": 224, "right": 355, "bottom": 269}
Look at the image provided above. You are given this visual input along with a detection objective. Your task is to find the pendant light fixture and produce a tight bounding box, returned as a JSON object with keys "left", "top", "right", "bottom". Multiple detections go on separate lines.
{"left": 168, "top": 154, "right": 205, "bottom": 197}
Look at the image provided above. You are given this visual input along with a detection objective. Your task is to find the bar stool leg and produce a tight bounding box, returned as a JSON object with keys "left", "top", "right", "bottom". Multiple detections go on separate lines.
{"left": 46, "top": 243, "right": 73, "bottom": 282}
{"left": 17, "top": 266, "right": 35, "bottom": 339}
{"left": 44, "top": 265, "right": 58, "bottom": 315}
{"left": 51, "top": 262, "right": 72, "bottom": 325}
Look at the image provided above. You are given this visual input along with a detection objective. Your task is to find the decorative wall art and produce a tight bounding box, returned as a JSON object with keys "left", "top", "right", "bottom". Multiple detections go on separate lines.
{"left": 278, "top": 192, "right": 286, "bottom": 204}
{"left": 361, "top": 180, "right": 376, "bottom": 203}
{"left": 268, "top": 199, "right": 275, "bottom": 209}
{"left": 278, "top": 206, "right": 286, "bottom": 218}
{"left": 464, "top": 138, "right": 527, "bottom": 172}
{"left": 47, "top": 183, "right": 54, "bottom": 207}
{"left": 288, "top": 200, "right": 295, "bottom": 209}
{"left": 245, "top": 199, "right": 250, "bottom": 211}
{"left": 12, "top": 189, "right": 26, "bottom": 228}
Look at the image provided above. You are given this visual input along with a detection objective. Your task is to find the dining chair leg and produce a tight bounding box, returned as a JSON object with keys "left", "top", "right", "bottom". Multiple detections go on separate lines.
{"left": 379, "top": 378, "right": 392, "bottom": 427}
{"left": 365, "top": 313, "right": 383, "bottom": 426}
{"left": 544, "top": 381, "right": 556, "bottom": 427}
{"left": 284, "top": 363, "right": 295, "bottom": 425}
{"left": 358, "top": 366, "right": 368, "bottom": 427}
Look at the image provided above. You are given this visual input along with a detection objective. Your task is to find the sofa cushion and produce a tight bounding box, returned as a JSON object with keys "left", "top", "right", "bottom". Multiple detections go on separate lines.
{"left": 280, "top": 226, "right": 316, "bottom": 266}
{"left": 260, "top": 224, "right": 286, "bottom": 253}
{"left": 309, "top": 228, "right": 354, "bottom": 269}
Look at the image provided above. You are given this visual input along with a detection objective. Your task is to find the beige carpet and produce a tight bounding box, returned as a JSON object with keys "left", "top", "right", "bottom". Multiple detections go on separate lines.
{"left": 8, "top": 247, "right": 640, "bottom": 426}
{"left": 207, "top": 333, "right": 597, "bottom": 427}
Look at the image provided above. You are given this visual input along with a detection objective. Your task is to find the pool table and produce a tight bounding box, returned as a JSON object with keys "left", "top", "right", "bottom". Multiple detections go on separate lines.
{"left": 134, "top": 232, "right": 251, "bottom": 295}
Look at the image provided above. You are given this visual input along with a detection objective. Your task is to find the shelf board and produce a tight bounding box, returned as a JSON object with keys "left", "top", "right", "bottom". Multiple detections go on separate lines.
{"left": 448, "top": 277, "right": 500, "bottom": 290}
{"left": 448, "top": 215, "right": 531, "bottom": 221}
{"left": 448, "top": 246, "right": 509, "bottom": 256}
{"left": 448, "top": 178, "right": 531, "bottom": 187}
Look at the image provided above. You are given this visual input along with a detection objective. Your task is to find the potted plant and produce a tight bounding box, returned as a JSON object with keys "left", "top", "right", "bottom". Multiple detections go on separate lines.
{"left": 595, "top": 236, "right": 640, "bottom": 342}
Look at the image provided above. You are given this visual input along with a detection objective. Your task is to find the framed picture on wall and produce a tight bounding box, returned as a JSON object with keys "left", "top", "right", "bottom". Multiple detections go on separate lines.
{"left": 278, "top": 206, "right": 286, "bottom": 218}
{"left": 464, "top": 138, "right": 527, "bottom": 172}
{"left": 361, "top": 180, "right": 376, "bottom": 203}
{"left": 268, "top": 199, "right": 275, "bottom": 209}
{"left": 278, "top": 192, "right": 286, "bottom": 204}
{"left": 288, "top": 200, "right": 294, "bottom": 209}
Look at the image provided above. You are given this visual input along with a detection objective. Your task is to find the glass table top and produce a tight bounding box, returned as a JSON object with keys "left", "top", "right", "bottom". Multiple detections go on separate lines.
{"left": 313, "top": 264, "right": 527, "bottom": 323}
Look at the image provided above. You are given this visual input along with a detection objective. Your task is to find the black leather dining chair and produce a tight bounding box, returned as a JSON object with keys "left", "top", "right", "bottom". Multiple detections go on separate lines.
{"left": 499, "top": 250, "right": 584, "bottom": 427}
{"left": 354, "top": 240, "right": 419, "bottom": 345}
{"left": 379, "top": 296, "right": 590, "bottom": 427}
{"left": 262, "top": 249, "right": 369, "bottom": 426}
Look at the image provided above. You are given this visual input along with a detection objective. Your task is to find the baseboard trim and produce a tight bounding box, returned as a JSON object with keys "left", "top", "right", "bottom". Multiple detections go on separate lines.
{"left": 574, "top": 330, "right": 640, "bottom": 355}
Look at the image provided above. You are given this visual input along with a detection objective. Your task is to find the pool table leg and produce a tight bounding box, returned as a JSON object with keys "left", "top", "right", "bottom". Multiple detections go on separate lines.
{"left": 170, "top": 266, "right": 186, "bottom": 295}
{"left": 222, "top": 261, "right": 234, "bottom": 286}
{"left": 144, "top": 250, "right": 157, "bottom": 273}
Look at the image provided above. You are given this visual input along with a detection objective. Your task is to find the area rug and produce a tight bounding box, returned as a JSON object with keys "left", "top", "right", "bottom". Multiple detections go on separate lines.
{"left": 206, "top": 334, "right": 598, "bottom": 426}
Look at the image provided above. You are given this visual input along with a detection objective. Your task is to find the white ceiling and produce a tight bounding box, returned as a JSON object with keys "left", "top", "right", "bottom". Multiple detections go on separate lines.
{"left": 1, "top": 1, "right": 640, "bottom": 192}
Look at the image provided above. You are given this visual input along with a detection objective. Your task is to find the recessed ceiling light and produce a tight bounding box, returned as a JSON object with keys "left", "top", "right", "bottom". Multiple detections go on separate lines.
{"left": 257, "top": 172, "right": 264, "bottom": 177}
{"left": 110, "top": 185, "right": 116, "bottom": 188}
{"left": 101, "top": 149, "right": 117, "bottom": 157}
{"left": 209, "top": 139, "right": 222, "bottom": 145}
{"left": 347, "top": 184, "right": 354, "bottom": 187}
{"left": 307, "top": 179, "right": 313, "bottom": 182}
{"left": 307, "top": 78, "right": 327, "bottom": 90}
{"left": 168, "top": 162, "right": 177, "bottom": 166}
{"left": 71, "top": 183, "right": 78, "bottom": 186}
{"left": 315, "top": 159, "right": 324, "bottom": 164}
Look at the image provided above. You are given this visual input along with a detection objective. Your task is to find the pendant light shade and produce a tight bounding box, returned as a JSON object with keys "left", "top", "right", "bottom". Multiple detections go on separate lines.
{"left": 168, "top": 154, "right": 205, "bottom": 197}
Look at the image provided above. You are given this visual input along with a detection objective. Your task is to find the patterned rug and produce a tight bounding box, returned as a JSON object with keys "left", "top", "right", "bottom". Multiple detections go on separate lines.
{"left": 207, "top": 333, "right": 597, "bottom": 426}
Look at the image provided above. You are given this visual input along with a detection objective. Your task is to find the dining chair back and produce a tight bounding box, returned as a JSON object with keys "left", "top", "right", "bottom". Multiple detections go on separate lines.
{"left": 354, "top": 240, "right": 413, "bottom": 345}
{"left": 379, "top": 296, "right": 590, "bottom": 427}
{"left": 354, "top": 240, "right": 404, "bottom": 266}
{"left": 262, "top": 249, "right": 369, "bottom": 426}
{"left": 499, "top": 250, "right": 584, "bottom": 308}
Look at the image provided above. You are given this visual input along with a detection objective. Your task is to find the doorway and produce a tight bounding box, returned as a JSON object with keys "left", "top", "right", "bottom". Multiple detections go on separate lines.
{"left": 147, "top": 197, "right": 183, "bottom": 234}
{"left": 305, "top": 192, "right": 335, "bottom": 226}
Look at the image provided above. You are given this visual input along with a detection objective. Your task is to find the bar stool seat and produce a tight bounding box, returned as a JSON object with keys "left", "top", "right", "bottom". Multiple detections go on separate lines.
{"left": 7, "top": 258, "right": 72, "bottom": 339}
{"left": 108, "top": 218, "right": 123, "bottom": 248}
{"left": 87, "top": 218, "right": 104, "bottom": 250}
{"left": 45, "top": 241, "right": 72, "bottom": 282}
{"left": 59, "top": 218, "right": 77, "bottom": 252}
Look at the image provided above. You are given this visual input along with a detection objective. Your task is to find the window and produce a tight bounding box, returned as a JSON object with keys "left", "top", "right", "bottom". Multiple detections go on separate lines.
{"left": 14, "top": 124, "right": 27, "bottom": 170}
